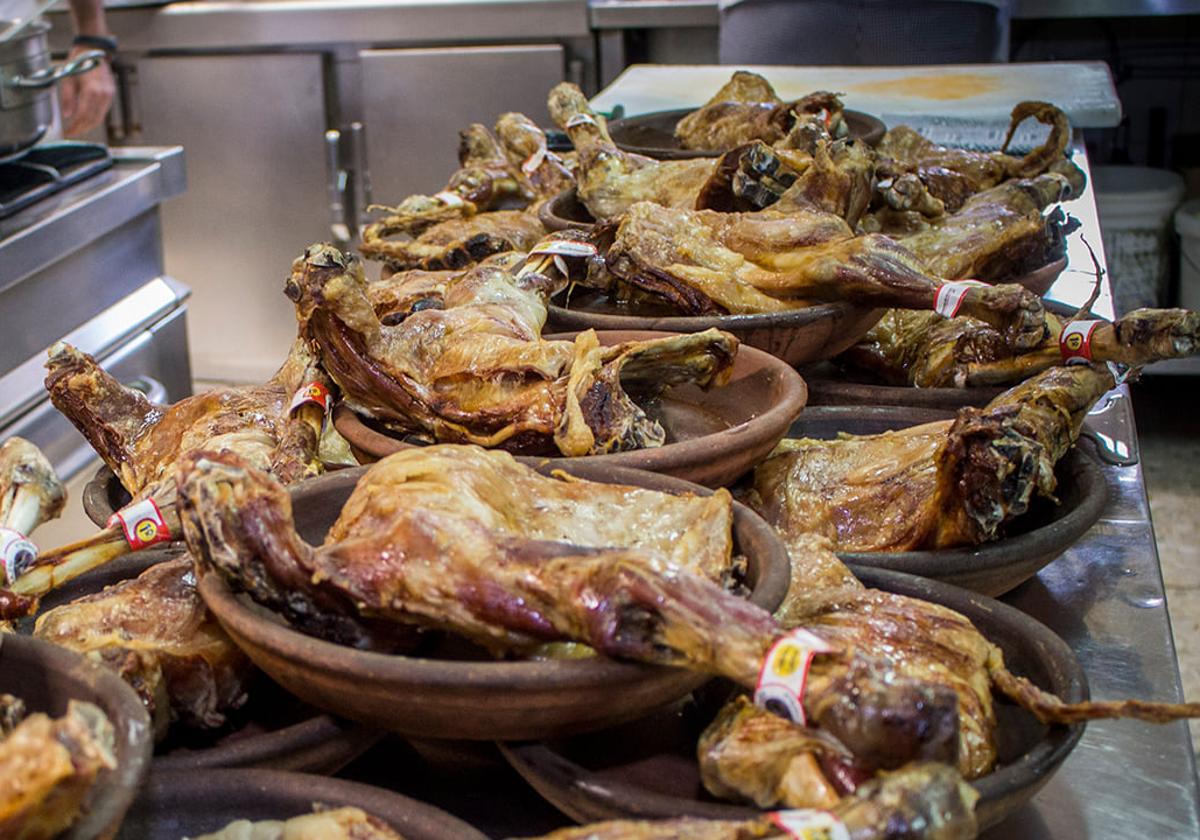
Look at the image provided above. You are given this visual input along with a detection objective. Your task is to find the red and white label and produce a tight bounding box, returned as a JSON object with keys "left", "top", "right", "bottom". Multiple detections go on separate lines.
{"left": 769, "top": 810, "right": 850, "bottom": 840}
{"left": 754, "top": 628, "right": 833, "bottom": 725}
{"left": 289, "top": 381, "right": 331, "bottom": 415}
{"left": 108, "top": 499, "right": 171, "bottom": 551}
{"left": 433, "top": 191, "right": 465, "bottom": 208}
{"left": 565, "top": 113, "right": 597, "bottom": 129}
{"left": 933, "top": 280, "right": 987, "bottom": 319}
{"left": 0, "top": 527, "right": 37, "bottom": 586}
{"left": 529, "top": 239, "right": 598, "bottom": 260}
{"left": 1060, "top": 319, "right": 1103, "bottom": 366}
{"left": 522, "top": 143, "right": 548, "bottom": 176}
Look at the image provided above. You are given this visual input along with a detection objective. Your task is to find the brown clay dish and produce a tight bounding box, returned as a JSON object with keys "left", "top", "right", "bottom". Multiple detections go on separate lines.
{"left": 333, "top": 330, "right": 808, "bottom": 488}
{"left": 0, "top": 633, "right": 154, "bottom": 840}
{"left": 789, "top": 406, "right": 1108, "bottom": 597}
{"left": 197, "top": 460, "right": 791, "bottom": 741}
{"left": 27, "top": 548, "right": 380, "bottom": 774}
{"left": 116, "top": 768, "right": 487, "bottom": 839}
{"left": 499, "top": 566, "right": 1087, "bottom": 832}
{"left": 606, "top": 107, "right": 888, "bottom": 160}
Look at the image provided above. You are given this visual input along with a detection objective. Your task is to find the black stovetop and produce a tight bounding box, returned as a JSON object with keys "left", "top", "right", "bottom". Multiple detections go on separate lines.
{"left": 0, "top": 143, "right": 113, "bottom": 220}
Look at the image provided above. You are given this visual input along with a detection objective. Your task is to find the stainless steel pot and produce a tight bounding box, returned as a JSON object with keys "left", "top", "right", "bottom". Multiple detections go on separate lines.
{"left": 1, "top": 20, "right": 104, "bottom": 160}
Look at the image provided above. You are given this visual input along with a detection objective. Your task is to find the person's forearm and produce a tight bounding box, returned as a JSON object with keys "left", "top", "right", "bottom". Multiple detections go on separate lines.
{"left": 67, "top": 0, "right": 110, "bottom": 37}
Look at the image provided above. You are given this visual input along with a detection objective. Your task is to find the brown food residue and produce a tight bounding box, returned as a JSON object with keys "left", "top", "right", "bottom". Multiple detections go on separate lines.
{"left": 849, "top": 72, "right": 999, "bottom": 100}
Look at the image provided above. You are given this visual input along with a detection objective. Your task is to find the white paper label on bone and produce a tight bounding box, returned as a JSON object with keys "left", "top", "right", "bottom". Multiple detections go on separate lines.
{"left": 108, "top": 499, "right": 171, "bottom": 551}
{"left": 522, "top": 143, "right": 547, "bottom": 176}
{"left": 934, "top": 280, "right": 987, "bottom": 319}
{"left": 434, "top": 191, "right": 465, "bottom": 208}
{"left": 0, "top": 527, "right": 37, "bottom": 586}
{"left": 529, "top": 239, "right": 598, "bottom": 259}
{"left": 754, "top": 628, "right": 833, "bottom": 725}
{"left": 769, "top": 810, "right": 851, "bottom": 840}
{"left": 565, "top": 113, "right": 598, "bottom": 129}
{"left": 1060, "top": 319, "right": 1103, "bottom": 365}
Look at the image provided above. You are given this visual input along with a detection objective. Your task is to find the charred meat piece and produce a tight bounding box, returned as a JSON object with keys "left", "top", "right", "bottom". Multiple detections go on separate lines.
{"left": 194, "top": 806, "right": 406, "bottom": 840}
{"left": 548, "top": 82, "right": 717, "bottom": 222}
{"left": 33, "top": 557, "right": 253, "bottom": 739}
{"left": 513, "top": 762, "right": 978, "bottom": 840}
{"left": 287, "top": 242, "right": 737, "bottom": 456}
{"left": 0, "top": 700, "right": 116, "bottom": 840}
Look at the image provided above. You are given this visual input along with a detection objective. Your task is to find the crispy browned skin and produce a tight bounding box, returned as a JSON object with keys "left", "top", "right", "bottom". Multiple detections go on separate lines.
{"left": 44, "top": 339, "right": 326, "bottom": 504}
{"left": 600, "top": 198, "right": 1047, "bottom": 351}
{"left": 513, "top": 762, "right": 978, "bottom": 840}
{"left": 360, "top": 210, "right": 547, "bottom": 272}
{"left": 33, "top": 557, "right": 253, "bottom": 739}
{"left": 194, "top": 807, "right": 406, "bottom": 840}
{"left": 876, "top": 102, "right": 1083, "bottom": 213}
{"left": 548, "top": 82, "right": 717, "bottom": 221}
{"left": 0, "top": 700, "right": 116, "bottom": 840}
{"left": 286, "top": 242, "right": 737, "bottom": 456}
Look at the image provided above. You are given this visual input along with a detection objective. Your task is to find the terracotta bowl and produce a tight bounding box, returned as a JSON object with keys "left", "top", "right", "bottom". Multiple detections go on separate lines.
{"left": 333, "top": 329, "right": 808, "bottom": 488}
{"left": 0, "top": 634, "right": 153, "bottom": 840}
{"left": 606, "top": 107, "right": 888, "bottom": 160}
{"left": 27, "top": 549, "right": 380, "bottom": 774}
{"left": 499, "top": 566, "right": 1087, "bottom": 833}
{"left": 781, "top": 406, "right": 1108, "bottom": 597}
{"left": 116, "top": 768, "right": 487, "bottom": 839}
{"left": 197, "top": 460, "right": 791, "bottom": 742}
{"left": 538, "top": 186, "right": 595, "bottom": 232}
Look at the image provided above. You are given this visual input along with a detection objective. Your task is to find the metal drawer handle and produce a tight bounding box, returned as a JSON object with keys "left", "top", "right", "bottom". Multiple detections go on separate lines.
{"left": 4, "top": 50, "right": 105, "bottom": 90}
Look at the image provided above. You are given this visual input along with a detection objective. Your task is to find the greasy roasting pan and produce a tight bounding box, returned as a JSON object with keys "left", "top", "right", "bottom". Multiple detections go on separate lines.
{"left": 605, "top": 107, "right": 888, "bottom": 160}
{"left": 197, "top": 460, "right": 791, "bottom": 742}
{"left": 22, "top": 548, "right": 379, "bottom": 774}
{"left": 499, "top": 566, "right": 1087, "bottom": 833}
{"left": 333, "top": 330, "right": 809, "bottom": 488}
{"left": 785, "top": 406, "right": 1108, "bottom": 597}
{"left": 116, "top": 768, "right": 487, "bottom": 840}
{"left": 0, "top": 634, "right": 153, "bottom": 840}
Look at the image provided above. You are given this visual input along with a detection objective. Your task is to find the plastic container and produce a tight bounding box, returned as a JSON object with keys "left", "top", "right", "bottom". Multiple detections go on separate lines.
{"left": 1175, "top": 198, "right": 1200, "bottom": 311}
{"left": 1093, "top": 166, "right": 1185, "bottom": 314}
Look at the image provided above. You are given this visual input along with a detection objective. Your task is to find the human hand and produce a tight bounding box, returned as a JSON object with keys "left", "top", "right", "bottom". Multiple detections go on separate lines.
{"left": 59, "top": 46, "right": 115, "bottom": 138}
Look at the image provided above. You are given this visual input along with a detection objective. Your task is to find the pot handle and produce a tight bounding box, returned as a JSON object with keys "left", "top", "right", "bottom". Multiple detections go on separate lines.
{"left": 4, "top": 49, "right": 105, "bottom": 90}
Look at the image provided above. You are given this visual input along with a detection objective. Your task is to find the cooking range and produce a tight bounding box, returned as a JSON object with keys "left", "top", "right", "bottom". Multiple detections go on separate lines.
{"left": 0, "top": 143, "right": 190, "bottom": 484}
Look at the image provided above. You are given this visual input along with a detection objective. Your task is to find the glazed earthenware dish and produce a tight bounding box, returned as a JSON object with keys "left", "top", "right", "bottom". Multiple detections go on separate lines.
{"left": 499, "top": 566, "right": 1087, "bottom": 833}
{"left": 27, "top": 549, "right": 379, "bottom": 774}
{"left": 605, "top": 107, "right": 888, "bottom": 160}
{"left": 0, "top": 634, "right": 154, "bottom": 840}
{"left": 197, "top": 460, "right": 791, "bottom": 741}
{"left": 115, "top": 768, "right": 488, "bottom": 839}
{"left": 784, "top": 406, "right": 1108, "bottom": 597}
{"left": 333, "top": 330, "right": 809, "bottom": 488}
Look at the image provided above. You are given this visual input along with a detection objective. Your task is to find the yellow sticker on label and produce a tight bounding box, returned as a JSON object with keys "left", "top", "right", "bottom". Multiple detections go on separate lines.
{"left": 290, "top": 381, "right": 331, "bottom": 414}
{"left": 754, "top": 629, "right": 832, "bottom": 725}
{"left": 108, "top": 499, "right": 171, "bottom": 551}
{"left": 1059, "top": 319, "right": 1103, "bottom": 366}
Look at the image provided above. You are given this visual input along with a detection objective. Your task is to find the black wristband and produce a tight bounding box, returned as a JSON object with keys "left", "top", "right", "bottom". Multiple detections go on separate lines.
{"left": 72, "top": 34, "right": 119, "bottom": 56}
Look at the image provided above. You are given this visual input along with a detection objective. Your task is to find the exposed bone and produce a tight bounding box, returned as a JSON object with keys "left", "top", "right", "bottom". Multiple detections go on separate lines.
{"left": 0, "top": 438, "right": 66, "bottom": 537}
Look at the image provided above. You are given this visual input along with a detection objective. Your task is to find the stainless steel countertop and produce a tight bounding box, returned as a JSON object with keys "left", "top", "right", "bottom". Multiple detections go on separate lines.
{"left": 588, "top": 0, "right": 1200, "bottom": 29}
{"left": 49, "top": 0, "right": 589, "bottom": 52}
{"left": 0, "top": 146, "right": 185, "bottom": 294}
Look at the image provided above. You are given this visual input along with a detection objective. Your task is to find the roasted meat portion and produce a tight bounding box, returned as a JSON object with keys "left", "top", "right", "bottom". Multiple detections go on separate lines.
{"left": 675, "top": 71, "right": 848, "bottom": 152}
{"left": 597, "top": 198, "right": 1048, "bottom": 351}
{"left": 194, "top": 807, "right": 406, "bottom": 840}
{"left": 287, "top": 242, "right": 737, "bottom": 456}
{"left": 361, "top": 114, "right": 567, "bottom": 271}
{"left": 1, "top": 438, "right": 65, "bottom": 614}
{"left": 33, "top": 557, "right": 253, "bottom": 739}
{"left": 876, "top": 102, "right": 1084, "bottom": 213}
{"left": 514, "top": 762, "right": 979, "bottom": 840}
{"left": 750, "top": 364, "right": 1122, "bottom": 550}
{"left": 178, "top": 447, "right": 962, "bottom": 770}
{"left": 549, "top": 82, "right": 717, "bottom": 221}
{"left": 843, "top": 307, "right": 1200, "bottom": 389}
{"left": 0, "top": 700, "right": 116, "bottom": 840}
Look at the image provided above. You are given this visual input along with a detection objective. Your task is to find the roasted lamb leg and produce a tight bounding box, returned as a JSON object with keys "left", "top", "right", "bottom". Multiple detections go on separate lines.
{"left": 0, "top": 700, "right": 116, "bottom": 840}
{"left": 33, "top": 557, "right": 253, "bottom": 739}
{"left": 178, "top": 446, "right": 961, "bottom": 770}
{"left": 548, "top": 82, "right": 717, "bottom": 221}
{"left": 1, "top": 439, "right": 66, "bottom": 616}
{"left": 599, "top": 198, "right": 1048, "bottom": 350}
{"left": 514, "top": 762, "right": 978, "bottom": 840}
{"left": 286, "top": 241, "right": 737, "bottom": 456}
{"left": 0, "top": 339, "right": 330, "bottom": 619}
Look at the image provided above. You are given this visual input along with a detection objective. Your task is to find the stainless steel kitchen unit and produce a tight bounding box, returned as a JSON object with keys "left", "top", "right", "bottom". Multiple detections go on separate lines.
{"left": 0, "top": 146, "right": 191, "bottom": 487}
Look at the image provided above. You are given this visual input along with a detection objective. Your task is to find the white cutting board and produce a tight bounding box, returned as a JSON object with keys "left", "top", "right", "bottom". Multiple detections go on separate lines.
{"left": 590, "top": 62, "right": 1122, "bottom": 128}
